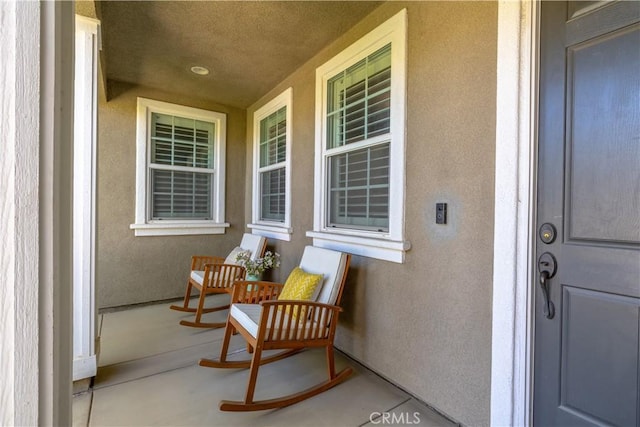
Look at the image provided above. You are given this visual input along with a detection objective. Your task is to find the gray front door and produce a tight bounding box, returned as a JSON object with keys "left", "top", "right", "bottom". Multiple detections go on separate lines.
{"left": 534, "top": 1, "right": 640, "bottom": 425}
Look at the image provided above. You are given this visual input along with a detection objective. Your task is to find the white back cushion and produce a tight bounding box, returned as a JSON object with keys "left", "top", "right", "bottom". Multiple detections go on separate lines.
{"left": 299, "top": 246, "right": 348, "bottom": 305}
{"left": 240, "top": 233, "right": 266, "bottom": 260}
{"left": 224, "top": 246, "right": 244, "bottom": 265}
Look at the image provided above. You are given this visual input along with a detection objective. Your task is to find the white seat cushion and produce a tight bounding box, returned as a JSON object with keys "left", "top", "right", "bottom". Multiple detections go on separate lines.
{"left": 191, "top": 270, "right": 239, "bottom": 287}
{"left": 190, "top": 270, "right": 205, "bottom": 285}
{"left": 230, "top": 303, "right": 319, "bottom": 340}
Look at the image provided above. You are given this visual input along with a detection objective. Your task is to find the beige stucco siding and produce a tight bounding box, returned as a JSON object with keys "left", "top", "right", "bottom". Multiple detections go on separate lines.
{"left": 245, "top": 2, "right": 497, "bottom": 425}
{"left": 96, "top": 1, "right": 497, "bottom": 424}
{"left": 97, "top": 81, "right": 247, "bottom": 308}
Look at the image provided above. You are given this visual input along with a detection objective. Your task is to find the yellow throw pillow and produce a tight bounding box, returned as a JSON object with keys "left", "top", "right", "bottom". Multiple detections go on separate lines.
{"left": 278, "top": 267, "right": 323, "bottom": 319}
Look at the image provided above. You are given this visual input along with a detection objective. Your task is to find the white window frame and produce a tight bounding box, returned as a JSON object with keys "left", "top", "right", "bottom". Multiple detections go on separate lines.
{"left": 130, "top": 97, "right": 229, "bottom": 236}
{"left": 248, "top": 88, "right": 293, "bottom": 241}
{"left": 307, "top": 9, "right": 410, "bottom": 263}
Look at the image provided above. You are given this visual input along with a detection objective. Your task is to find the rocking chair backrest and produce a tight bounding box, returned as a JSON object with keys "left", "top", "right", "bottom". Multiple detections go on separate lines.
{"left": 298, "top": 246, "right": 350, "bottom": 306}
{"left": 239, "top": 234, "right": 267, "bottom": 260}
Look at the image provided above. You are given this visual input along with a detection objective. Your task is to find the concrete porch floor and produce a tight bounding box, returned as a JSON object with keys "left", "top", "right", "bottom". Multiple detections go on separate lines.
{"left": 73, "top": 296, "right": 458, "bottom": 426}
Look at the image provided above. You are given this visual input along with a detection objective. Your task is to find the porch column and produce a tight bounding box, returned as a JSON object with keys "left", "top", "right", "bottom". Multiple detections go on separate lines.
{"left": 0, "top": 1, "right": 74, "bottom": 425}
{"left": 73, "top": 14, "right": 100, "bottom": 381}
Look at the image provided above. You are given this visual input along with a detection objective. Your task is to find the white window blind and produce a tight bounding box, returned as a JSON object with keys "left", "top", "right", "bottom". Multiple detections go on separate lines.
{"left": 327, "top": 44, "right": 391, "bottom": 149}
{"left": 258, "top": 106, "right": 286, "bottom": 222}
{"left": 329, "top": 143, "right": 390, "bottom": 230}
{"left": 149, "top": 113, "right": 215, "bottom": 220}
{"left": 325, "top": 44, "right": 391, "bottom": 231}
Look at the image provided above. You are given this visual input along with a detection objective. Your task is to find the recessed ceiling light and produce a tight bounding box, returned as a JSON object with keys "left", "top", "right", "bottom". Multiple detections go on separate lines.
{"left": 190, "top": 66, "right": 209, "bottom": 76}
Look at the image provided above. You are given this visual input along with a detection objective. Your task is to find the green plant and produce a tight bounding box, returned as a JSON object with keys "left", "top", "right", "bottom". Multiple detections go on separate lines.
{"left": 235, "top": 250, "right": 281, "bottom": 276}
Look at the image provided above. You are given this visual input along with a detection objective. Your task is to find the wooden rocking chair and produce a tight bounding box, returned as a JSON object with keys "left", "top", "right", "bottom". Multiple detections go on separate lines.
{"left": 199, "top": 246, "right": 352, "bottom": 411}
{"left": 170, "top": 233, "right": 267, "bottom": 328}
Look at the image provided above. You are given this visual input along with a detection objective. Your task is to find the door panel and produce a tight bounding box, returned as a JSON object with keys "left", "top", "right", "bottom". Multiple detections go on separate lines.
{"left": 566, "top": 25, "right": 640, "bottom": 244}
{"left": 560, "top": 287, "right": 639, "bottom": 426}
{"left": 567, "top": 25, "right": 640, "bottom": 242}
{"left": 566, "top": 1, "right": 640, "bottom": 45}
{"left": 535, "top": 2, "right": 640, "bottom": 426}
{"left": 563, "top": 248, "right": 640, "bottom": 297}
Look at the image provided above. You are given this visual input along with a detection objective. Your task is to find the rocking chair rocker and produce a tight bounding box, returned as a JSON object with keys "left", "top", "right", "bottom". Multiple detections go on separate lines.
{"left": 170, "top": 233, "right": 267, "bottom": 328}
{"left": 199, "top": 246, "right": 352, "bottom": 411}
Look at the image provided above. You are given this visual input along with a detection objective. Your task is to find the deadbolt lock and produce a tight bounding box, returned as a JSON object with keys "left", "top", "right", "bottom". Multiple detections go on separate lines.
{"left": 539, "top": 223, "right": 557, "bottom": 244}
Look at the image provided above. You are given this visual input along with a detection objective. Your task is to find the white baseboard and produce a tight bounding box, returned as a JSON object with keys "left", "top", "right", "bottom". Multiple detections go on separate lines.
{"left": 73, "top": 355, "right": 97, "bottom": 381}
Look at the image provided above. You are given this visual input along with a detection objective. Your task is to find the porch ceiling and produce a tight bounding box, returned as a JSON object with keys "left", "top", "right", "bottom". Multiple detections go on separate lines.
{"left": 83, "top": 1, "right": 383, "bottom": 108}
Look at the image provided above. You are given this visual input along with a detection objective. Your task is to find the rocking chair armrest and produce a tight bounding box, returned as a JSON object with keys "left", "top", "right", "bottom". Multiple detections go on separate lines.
{"left": 202, "top": 262, "right": 243, "bottom": 272}
{"left": 190, "top": 255, "right": 225, "bottom": 271}
{"left": 256, "top": 300, "right": 343, "bottom": 342}
{"left": 192, "top": 255, "right": 225, "bottom": 263}
{"left": 230, "top": 280, "right": 285, "bottom": 303}
{"left": 260, "top": 300, "right": 343, "bottom": 313}
{"left": 197, "top": 263, "right": 246, "bottom": 289}
{"left": 201, "top": 263, "right": 246, "bottom": 279}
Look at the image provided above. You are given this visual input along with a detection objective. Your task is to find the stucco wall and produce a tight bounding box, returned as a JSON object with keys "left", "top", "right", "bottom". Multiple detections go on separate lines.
{"left": 97, "top": 81, "right": 247, "bottom": 308}
{"left": 245, "top": 2, "right": 497, "bottom": 425}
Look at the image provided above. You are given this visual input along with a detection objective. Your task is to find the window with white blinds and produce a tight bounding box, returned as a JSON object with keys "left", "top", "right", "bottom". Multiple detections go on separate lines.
{"left": 132, "top": 98, "right": 228, "bottom": 236}
{"left": 327, "top": 44, "right": 391, "bottom": 150}
{"left": 326, "top": 44, "right": 391, "bottom": 231}
{"left": 249, "top": 88, "right": 292, "bottom": 241}
{"left": 308, "top": 9, "right": 408, "bottom": 263}
{"left": 150, "top": 113, "right": 215, "bottom": 219}
{"left": 258, "top": 106, "right": 286, "bottom": 221}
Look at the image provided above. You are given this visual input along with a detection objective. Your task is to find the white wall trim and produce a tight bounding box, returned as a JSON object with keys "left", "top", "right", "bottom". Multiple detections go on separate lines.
{"left": 491, "top": 1, "right": 538, "bottom": 426}
{"left": 248, "top": 223, "right": 293, "bottom": 241}
{"left": 307, "top": 231, "right": 410, "bottom": 264}
{"left": 130, "top": 221, "right": 230, "bottom": 236}
{"left": 40, "top": 1, "right": 75, "bottom": 424}
{"left": 73, "top": 14, "right": 99, "bottom": 381}
{"left": 73, "top": 355, "right": 97, "bottom": 381}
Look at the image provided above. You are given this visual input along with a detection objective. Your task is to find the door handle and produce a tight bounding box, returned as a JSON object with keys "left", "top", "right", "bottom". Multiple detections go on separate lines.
{"left": 539, "top": 271, "right": 555, "bottom": 319}
{"left": 538, "top": 252, "right": 557, "bottom": 319}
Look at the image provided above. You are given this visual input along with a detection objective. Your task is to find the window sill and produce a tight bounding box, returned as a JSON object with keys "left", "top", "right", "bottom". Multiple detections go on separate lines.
{"left": 248, "top": 223, "right": 293, "bottom": 241}
{"left": 306, "top": 231, "right": 410, "bottom": 263}
{"left": 130, "top": 221, "right": 230, "bottom": 237}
